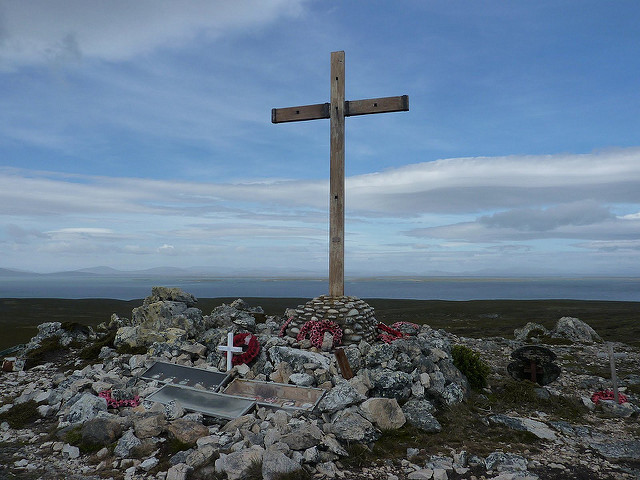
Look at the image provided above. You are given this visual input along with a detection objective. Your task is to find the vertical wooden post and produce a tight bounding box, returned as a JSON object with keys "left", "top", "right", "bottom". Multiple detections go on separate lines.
{"left": 329, "top": 51, "right": 345, "bottom": 297}
{"left": 334, "top": 347, "right": 353, "bottom": 380}
{"left": 607, "top": 342, "right": 619, "bottom": 403}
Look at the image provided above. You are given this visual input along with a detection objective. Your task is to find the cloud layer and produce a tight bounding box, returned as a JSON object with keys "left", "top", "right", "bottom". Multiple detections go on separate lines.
{"left": 2, "top": 148, "right": 639, "bottom": 274}
{"left": 0, "top": 1, "right": 306, "bottom": 68}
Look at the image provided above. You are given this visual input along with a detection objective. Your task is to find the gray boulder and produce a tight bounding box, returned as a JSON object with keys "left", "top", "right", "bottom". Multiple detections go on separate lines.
{"left": 145, "top": 287, "right": 198, "bottom": 307}
{"left": 514, "top": 322, "right": 550, "bottom": 341}
{"left": 369, "top": 368, "right": 413, "bottom": 401}
{"left": 262, "top": 448, "right": 301, "bottom": 480}
{"left": 484, "top": 451, "right": 528, "bottom": 472}
{"left": 331, "top": 410, "right": 380, "bottom": 443}
{"left": 552, "top": 317, "right": 602, "bottom": 343}
{"left": 317, "top": 379, "right": 366, "bottom": 414}
{"left": 114, "top": 429, "right": 142, "bottom": 458}
{"left": 281, "top": 423, "right": 323, "bottom": 450}
{"left": 81, "top": 416, "right": 123, "bottom": 446}
{"left": 66, "top": 393, "right": 107, "bottom": 424}
{"left": 268, "top": 346, "right": 330, "bottom": 371}
{"left": 359, "top": 397, "right": 405, "bottom": 430}
{"left": 488, "top": 414, "right": 557, "bottom": 440}
{"left": 215, "top": 448, "right": 265, "bottom": 480}
{"left": 402, "top": 399, "right": 441, "bottom": 433}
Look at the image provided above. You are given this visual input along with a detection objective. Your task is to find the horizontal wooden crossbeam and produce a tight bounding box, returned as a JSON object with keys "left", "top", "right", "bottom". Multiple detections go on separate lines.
{"left": 272, "top": 95, "right": 409, "bottom": 123}
{"left": 346, "top": 95, "right": 409, "bottom": 117}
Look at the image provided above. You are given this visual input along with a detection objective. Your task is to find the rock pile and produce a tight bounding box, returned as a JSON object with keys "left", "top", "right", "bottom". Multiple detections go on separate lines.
{"left": 282, "top": 295, "right": 379, "bottom": 345}
{"left": 1, "top": 287, "right": 639, "bottom": 480}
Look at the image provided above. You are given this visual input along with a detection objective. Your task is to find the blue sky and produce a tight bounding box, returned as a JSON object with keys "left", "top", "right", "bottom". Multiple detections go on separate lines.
{"left": 1, "top": 0, "right": 640, "bottom": 276}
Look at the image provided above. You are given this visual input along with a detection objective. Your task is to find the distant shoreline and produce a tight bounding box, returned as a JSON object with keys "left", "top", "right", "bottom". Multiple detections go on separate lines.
{"left": 1, "top": 275, "right": 639, "bottom": 301}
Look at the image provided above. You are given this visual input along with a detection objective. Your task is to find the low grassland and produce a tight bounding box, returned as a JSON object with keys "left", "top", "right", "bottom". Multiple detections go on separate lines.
{"left": 1, "top": 297, "right": 638, "bottom": 352}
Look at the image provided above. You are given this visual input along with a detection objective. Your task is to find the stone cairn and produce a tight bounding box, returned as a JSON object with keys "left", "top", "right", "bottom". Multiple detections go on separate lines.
{"left": 282, "top": 295, "right": 378, "bottom": 345}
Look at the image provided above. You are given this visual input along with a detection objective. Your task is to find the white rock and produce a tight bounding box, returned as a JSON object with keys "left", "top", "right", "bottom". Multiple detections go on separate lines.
{"left": 62, "top": 443, "right": 80, "bottom": 459}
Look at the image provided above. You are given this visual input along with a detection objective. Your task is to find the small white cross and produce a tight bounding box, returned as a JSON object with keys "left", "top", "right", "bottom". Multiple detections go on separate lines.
{"left": 217, "top": 332, "right": 243, "bottom": 372}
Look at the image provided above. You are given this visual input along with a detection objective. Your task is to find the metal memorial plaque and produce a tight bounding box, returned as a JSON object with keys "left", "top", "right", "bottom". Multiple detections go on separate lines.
{"left": 140, "top": 361, "right": 230, "bottom": 391}
{"left": 223, "top": 378, "right": 326, "bottom": 411}
{"left": 146, "top": 384, "right": 255, "bottom": 420}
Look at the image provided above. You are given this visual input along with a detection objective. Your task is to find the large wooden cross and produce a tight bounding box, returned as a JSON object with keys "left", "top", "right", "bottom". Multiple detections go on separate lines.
{"left": 272, "top": 51, "right": 409, "bottom": 297}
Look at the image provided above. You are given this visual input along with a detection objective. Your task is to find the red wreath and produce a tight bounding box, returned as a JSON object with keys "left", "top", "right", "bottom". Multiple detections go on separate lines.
{"left": 591, "top": 389, "right": 628, "bottom": 404}
{"left": 279, "top": 316, "right": 294, "bottom": 337}
{"left": 99, "top": 390, "right": 141, "bottom": 408}
{"left": 377, "top": 323, "right": 405, "bottom": 343}
{"left": 231, "top": 333, "right": 260, "bottom": 366}
{"left": 297, "top": 319, "right": 343, "bottom": 348}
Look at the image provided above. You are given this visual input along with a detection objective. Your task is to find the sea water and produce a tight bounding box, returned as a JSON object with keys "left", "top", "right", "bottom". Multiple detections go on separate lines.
{"left": 0, "top": 274, "right": 639, "bottom": 301}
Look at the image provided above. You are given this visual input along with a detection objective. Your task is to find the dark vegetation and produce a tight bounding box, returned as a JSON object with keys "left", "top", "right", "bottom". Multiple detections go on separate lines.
{"left": 451, "top": 344, "right": 490, "bottom": 390}
{"left": 2, "top": 297, "right": 638, "bottom": 352}
{"left": 0, "top": 400, "right": 40, "bottom": 429}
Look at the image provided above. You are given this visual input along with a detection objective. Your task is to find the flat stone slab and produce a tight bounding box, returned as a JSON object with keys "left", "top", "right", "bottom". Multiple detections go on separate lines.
{"left": 146, "top": 384, "right": 254, "bottom": 420}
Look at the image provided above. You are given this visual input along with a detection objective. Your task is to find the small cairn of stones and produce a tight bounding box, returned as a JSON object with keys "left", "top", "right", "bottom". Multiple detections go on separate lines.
{"left": 282, "top": 295, "right": 378, "bottom": 346}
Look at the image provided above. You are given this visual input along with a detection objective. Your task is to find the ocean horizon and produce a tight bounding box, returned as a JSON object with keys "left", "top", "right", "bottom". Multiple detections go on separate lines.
{"left": 0, "top": 273, "right": 639, "bottom": 302}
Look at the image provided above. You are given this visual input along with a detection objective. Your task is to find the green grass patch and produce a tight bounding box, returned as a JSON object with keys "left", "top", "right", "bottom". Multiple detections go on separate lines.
{"left": 23, "top": 337, "right": 67, "bottom": 370}
{"left": 0, "top": 400, "right": 40, "bottom": 429}
{"left": 487, "top": 380, "right": 585, "bottom": 421}
{"left": 78, "top": 330, "right": 116, "bottom": 361}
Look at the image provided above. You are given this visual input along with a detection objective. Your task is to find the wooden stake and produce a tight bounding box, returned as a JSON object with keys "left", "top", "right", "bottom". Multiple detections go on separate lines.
{"left": 334, "top": 347, "right": 353, "bottom": 380}
{"left": 329, "top": 51, "right": 345, "bottom": 297}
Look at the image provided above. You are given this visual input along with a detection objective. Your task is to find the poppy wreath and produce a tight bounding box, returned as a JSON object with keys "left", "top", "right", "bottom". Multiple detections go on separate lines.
{"left": 591, "top": 389, "right": 628, "bottom": 404}
{"left": 231, "top": 333, "right": 261, "bottom": 366}
{"left": 99, "top": 390, "right": 141, "bottom": 408}
{"left": 377, "top": 322, "right": 405, "bottom": 343}
{"left": 278, "top": 316, "right": 294, "bottom": 337}
{"left": 297, "top": 319, "right": 343, "bottom": 348}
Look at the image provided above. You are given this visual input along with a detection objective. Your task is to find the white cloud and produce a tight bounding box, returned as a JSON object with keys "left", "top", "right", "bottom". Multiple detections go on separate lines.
{"left": 0, "top": 0, "right": 307, "bottom": 69}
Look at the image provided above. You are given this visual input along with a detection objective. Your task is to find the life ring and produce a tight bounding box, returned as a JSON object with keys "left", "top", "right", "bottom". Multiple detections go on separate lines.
{"left": 297, "top": 319, "right": 343, "bottom": 348}
{"left": 232, "top": 333, "right": 260, "bottom": 366}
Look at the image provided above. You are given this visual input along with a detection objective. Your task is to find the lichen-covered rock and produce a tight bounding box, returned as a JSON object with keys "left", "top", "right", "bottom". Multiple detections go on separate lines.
{"left": 262, "top": 448, "right": 301, "bottom": 480}
{"left": 553, "top": 317, "right": 602, "bottom": 343}
{"left": 215, "top": 448, "right": 265, "bottom": 480}
{"left": 114, "top": 429, "right": 142, "bottom": 458}
{"left": 331, "top": 409, "right": 380, "bottom": 443}
{"left": 402, "top": 398, "right": 441, "bottom": 433}
{"left": 484, "top": 451, "right": 529, "bottom": 472}
{"left": 514, "top": 322, "right": 550, "bottom": 341}
{"left": 280, "top": 423, "right": 323, "bottom": 450}
{"left": 65, "top": 393, "right": 107, "bottom": 424}
{"left": 81, "top": 416, "right": 123, "bottom": 446}
{"left": 268, "top": 346, "right": 330, "bottom": 371}
{"left": 369, "top": 368, "right": 413, "bottom": 401}
{"left": 317, "top": 379, "right": 366, "bottom": 414}
{"left": 359, "top": 397, "right": 406, "bottom": 430}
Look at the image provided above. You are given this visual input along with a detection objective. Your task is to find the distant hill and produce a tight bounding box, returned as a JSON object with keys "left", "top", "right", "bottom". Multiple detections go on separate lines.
{"left": 0, "top": 268, "right": 35, "bottom": 276}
